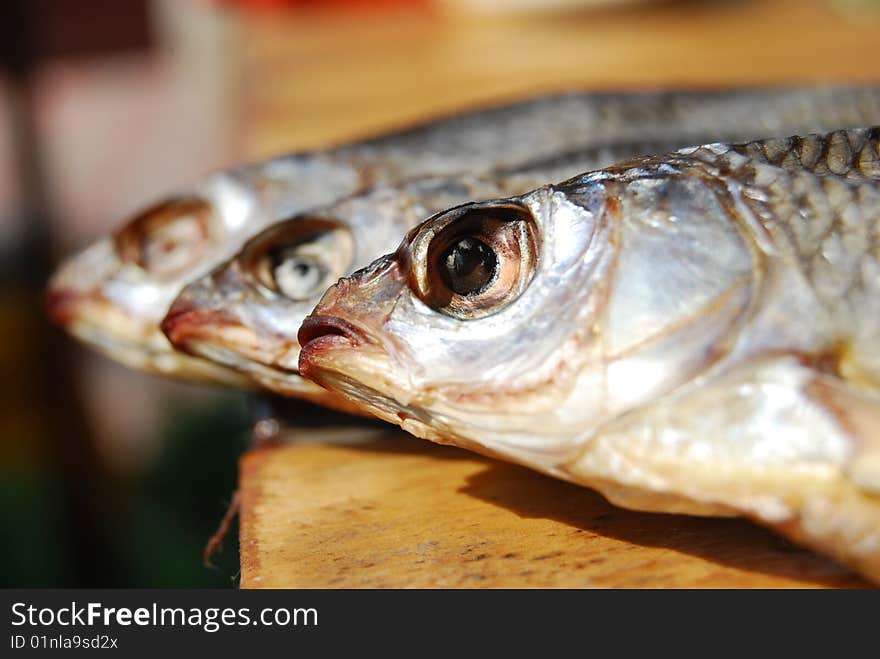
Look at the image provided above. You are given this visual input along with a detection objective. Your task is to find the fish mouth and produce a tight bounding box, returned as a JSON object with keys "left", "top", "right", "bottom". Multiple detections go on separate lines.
{"left": 45, "top": 288, "right": 85, "bottom": 327}
{"left": 298, "top": 314, "right": 375, "bottom": 351}
{"left": 46, "top": 287, "right": 249, "bottom": 384}
{"left": 162, "top": 298, "right": 312, "bottom": 391}
{"left": 298, "top": 351, "right": 491, "bottom": 455}
{"left": 47, "top": 286, "right": 154, "bottom": 348}
{"left": 298, "top": 316, "right": 579, "bottom": 467}
{"left": 298, "top": 315, "right": 421, "bottom": 424}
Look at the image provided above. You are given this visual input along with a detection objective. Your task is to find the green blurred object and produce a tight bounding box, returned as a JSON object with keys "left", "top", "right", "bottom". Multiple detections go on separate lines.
{"left": 127, "top": 392, "right": 251, "bottom": 587}
{"left": 0, "top": 466, "right": 68, "bottom": 587}
{"left": 0, "top": 390, "right": 250, "bottom": 588}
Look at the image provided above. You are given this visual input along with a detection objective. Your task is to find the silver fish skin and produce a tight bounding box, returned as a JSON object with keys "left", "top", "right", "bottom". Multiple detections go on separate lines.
{"left": 298, "top": 127, "right": 880, "bottom": 582}
{"left": 159, "top": 136, "right": 753, "bottom": 408}
{"left": 47, "top": 86, "right": 880, "bottom": 383}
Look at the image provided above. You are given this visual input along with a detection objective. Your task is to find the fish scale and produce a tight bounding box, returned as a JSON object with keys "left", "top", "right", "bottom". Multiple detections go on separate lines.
{"left": 726, "top": 126, "right": 880, "bottom": 181}
{"left": 707, "top": 131, "right": 879, "bottom": 335}
{"left": 645, "top": 129, "right": 880, "bottom": 341}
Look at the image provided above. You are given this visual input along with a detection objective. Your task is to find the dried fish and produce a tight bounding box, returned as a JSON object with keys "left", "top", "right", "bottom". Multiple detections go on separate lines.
{"left": 298, "top": 127, "right": 880, "bottom": 582}
{"left": 48, "top": 87, "right": 880, "bottom": 383}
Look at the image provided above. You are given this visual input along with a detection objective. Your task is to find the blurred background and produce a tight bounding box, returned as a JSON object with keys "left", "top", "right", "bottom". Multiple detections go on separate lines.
{"left": 1, "top": 0, "right": 878, "bottom": 588}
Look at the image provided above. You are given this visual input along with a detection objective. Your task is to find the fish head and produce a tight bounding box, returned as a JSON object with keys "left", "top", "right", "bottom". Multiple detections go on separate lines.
{"left": 160, "top": 185, "right": 426, "bottom": 405}
{"left": 46, "top": 174, "right": 262, "bottom": 384}
{"left": 298, "top": 166, "right": 759, "bottom": 469}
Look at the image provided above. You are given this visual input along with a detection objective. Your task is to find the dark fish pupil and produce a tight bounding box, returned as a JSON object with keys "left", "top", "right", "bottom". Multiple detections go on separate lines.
{"left": 440, "top": 236, "right": 496, "bottom": 296}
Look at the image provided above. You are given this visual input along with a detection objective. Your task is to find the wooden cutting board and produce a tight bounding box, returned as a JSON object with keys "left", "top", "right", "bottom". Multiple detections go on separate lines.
{"left": 238, "top": 430, "right": 867, "bottom": 588}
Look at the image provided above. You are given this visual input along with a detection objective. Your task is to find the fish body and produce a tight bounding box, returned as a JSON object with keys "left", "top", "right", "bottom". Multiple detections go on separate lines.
{"left": 48, "top": 86, "right": 880, "bottom": 383}
{"left": 297, "top": 127, "right": 880, "bottom": 582}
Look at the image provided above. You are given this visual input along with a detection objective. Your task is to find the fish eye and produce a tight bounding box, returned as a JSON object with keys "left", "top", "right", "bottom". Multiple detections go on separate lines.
{"left": 411, "top": 203, "right": 538, "bottom": 320}
{"left": 114, "top": 197, "right": 213, "bottom": 279}
{"left": 242, "top": 217, "right": 354, "bottom": 302}
{"left": 439, "top": 236, "right": 497, "bottom": 296}
{"left": 269, "top": 252, "right": 326, "bottom": 300}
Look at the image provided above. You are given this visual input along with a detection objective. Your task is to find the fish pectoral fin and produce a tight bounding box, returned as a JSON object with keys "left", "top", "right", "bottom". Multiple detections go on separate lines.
{"left": 807, "top": 374, "right": 880, "bottom": 495}
{"left": 562, "top": 355, "right": 880, "bottom": 583}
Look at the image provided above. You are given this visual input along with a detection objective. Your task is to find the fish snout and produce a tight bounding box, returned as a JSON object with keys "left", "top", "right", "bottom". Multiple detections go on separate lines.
{"left": 46, "top": 238, "right": 120, "bottom": 328}
{"left": 45, "top": 283, "right": 117, "bottom": 332}
{"left": 45, "top": 288, "right": 80, "bottom": 327}
{"left": 297, "top": 278, "right": 382, "bottom": 354}
{"left": 45, "top": 288, "right": 83, "bottom": 328}
{"left": 298, "top": 254, "right": 408, "bottom": 373}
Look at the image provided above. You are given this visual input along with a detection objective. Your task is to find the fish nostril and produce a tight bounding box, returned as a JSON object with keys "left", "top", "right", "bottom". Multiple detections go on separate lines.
{"left": 298, "top": 315, "right": 371, "bottom": 348}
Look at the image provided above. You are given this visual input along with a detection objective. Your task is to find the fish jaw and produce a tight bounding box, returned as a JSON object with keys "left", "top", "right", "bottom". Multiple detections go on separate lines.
{"left": 47, "top": 238, "right": 181, "bottom": 372}
{"left": 46, "top": 279, "right": 166, "bottom": 373}
{"left": 46, "top": 282, "right": 251, "bottom": 386}
{"left": 298, "top": 253, "right": 458, "bottom": 427}
{"left": 298, "top": 324, "right": 501, "bottom": 457}
{"left": 162, "top": 289, "right": 301, "bottom": 383}
{"left": 161, "top": 298, "right": 275, "bottom": 366}
{"left": 46, "top": 236, "right": 252, "bottom": 386}
{"left": 299, "top": 321, "right": 597, "bottom": 471}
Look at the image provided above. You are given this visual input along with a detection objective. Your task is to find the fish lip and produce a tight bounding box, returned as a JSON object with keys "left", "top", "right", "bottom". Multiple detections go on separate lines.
{"left": 298, "top": 314, "right": 375, "bottom": 351}
{"left": 45, "top": 288, "right": 84, "bottom": 327}
{"left": 161, "top": 302, "right": 242, "bottom": 349}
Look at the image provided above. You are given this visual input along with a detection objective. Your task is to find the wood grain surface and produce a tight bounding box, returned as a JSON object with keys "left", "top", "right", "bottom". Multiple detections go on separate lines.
{"left": 238, "top": 0, "right": 880, "bottom": 158}
{"left": 239, "top": 431, "right": 867, "bottom": 588}
{"left": 236, "top": 0, "right": 880, "bottom": 588}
